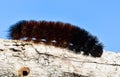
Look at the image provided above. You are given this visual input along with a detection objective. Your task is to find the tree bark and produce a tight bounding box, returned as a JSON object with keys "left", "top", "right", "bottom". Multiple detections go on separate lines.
{"left": 0, "top": 39, "right": 120, "bottom": 77}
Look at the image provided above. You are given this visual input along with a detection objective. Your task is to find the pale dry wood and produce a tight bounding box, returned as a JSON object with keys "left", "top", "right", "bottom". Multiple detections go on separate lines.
{"left": 0, "top": 39, "right": 120, "bottom": 77}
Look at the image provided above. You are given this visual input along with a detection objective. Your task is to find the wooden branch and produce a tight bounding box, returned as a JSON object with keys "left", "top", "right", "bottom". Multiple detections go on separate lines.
{"left": 0, "top": 39, "right": 120, "bottom": 77}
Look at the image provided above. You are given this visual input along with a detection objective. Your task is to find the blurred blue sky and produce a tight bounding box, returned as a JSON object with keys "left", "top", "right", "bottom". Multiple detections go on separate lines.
{"left": 0, "top": 0, "right": 120, "bottom": 52}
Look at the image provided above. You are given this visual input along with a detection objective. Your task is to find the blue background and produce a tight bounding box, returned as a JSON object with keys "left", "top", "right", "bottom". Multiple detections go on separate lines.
{"left": 0, "top": 0, "right": 120, "bottom": 52}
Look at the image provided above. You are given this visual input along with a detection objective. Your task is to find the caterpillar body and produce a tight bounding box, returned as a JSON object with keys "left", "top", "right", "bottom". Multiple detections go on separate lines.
{"left": 8, "top": 20, "right": 103, "bottom": 57}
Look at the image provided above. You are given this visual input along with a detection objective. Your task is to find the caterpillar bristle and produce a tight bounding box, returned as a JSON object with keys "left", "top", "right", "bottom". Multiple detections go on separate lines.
{"left": 8, "top": 20, "right": 103, "bottom": 57}
{"left": 8, "top": 20, "right": 27, "bottom": 39}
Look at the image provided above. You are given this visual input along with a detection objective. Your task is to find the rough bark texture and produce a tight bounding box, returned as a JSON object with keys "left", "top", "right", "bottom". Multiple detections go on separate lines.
{"left": 0, "top": 39, "right": 120, "bottom": 77}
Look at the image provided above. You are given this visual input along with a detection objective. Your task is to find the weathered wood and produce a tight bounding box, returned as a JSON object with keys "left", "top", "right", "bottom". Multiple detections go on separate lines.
{"left": 0, "top": 39, "right": 120, "bottom": 77}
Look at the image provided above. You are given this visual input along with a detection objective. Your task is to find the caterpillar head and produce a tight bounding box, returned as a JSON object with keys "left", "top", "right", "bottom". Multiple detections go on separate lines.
{"left": 90, "top": 43, "right": 103, "bottom": 57}
{"left": 84, "top": 36, "right": 103, "bottom": 57}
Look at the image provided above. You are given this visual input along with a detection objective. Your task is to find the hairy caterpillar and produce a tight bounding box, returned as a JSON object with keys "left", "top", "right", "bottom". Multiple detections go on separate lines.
{"left": 8, "top": 20, "right": 103, "bottom": 57}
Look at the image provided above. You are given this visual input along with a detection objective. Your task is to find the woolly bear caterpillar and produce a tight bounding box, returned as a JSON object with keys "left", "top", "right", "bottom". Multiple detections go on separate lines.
{"left": 8, "top": 20, "right": 103, "bottom": 57}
